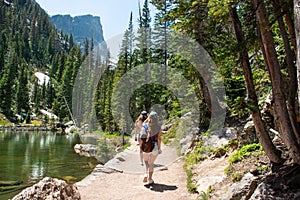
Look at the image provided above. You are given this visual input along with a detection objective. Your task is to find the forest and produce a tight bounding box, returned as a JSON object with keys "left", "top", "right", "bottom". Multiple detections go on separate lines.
{"left": 1, "top": 0, "right": 300, "bottom": 167}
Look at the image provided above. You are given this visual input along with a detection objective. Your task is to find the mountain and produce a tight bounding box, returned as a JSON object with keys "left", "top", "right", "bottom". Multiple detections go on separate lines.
{"left": 51, "top": 14, "right": 105, "bottom": 47}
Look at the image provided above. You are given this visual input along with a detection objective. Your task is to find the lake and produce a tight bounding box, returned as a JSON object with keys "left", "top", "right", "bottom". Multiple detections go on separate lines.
{"left": 0, "top": 132, "right": 99, "bottom": 200}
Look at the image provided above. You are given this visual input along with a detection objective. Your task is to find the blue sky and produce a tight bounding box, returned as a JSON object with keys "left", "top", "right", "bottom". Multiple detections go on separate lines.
{"left": 35, "top": 0, "right": 155, "bottom": 40}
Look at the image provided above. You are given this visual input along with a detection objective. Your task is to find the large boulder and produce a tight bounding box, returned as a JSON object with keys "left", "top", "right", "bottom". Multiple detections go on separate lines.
{"left": 220, "top": 173, "right": 258, "bottom": 200}
{"left": 238, "top": 120, "right": 258, "bottom": 146}
{"left": 74, "top": 144, "right": 97, "bottom": 158}
{"left": 203, "top": 127, "right": 238, "bottom": 149}
{"left": 249, "top": 165, "right": 300, "bottom": 200}
{"left": 12, "top": 177, "right": 80, "bottom": 200}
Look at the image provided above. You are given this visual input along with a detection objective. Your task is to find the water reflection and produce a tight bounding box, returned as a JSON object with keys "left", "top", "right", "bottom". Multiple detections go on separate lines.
{"left": 0, "top": 132, "right": 98, "bottom": 199}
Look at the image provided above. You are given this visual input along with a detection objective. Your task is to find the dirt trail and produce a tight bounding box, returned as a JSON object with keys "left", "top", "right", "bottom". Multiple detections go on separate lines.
{"left": 75, "top": 137, "right": 198, "bottom": 200}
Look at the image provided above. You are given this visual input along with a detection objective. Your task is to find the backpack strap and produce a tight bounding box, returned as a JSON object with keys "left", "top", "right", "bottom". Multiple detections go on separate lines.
{"left": 143, "top": 123, "right": 148, "bottom": 133}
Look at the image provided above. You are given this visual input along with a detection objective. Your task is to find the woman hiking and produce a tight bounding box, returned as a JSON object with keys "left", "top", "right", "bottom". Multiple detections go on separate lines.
{"left": 134, "top": 111, "right": 148, "bottom": 165}
{"left": 139, "top": 111, "right": 162, "bottom": 184}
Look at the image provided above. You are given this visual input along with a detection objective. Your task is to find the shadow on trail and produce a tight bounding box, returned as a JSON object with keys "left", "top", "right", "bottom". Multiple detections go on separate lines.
{"left": 154, "top": 164, "right": 164, "bottom": 168}
{"left": 144, "top": 183, "right": 178, "bottom": 192}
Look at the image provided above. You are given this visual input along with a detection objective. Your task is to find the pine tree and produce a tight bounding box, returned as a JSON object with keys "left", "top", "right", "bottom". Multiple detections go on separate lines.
{"left": 15, "top": 62, "right": 29, "bottom": 114}
{"left": 0, "top": 31, "right": 7, "bottom": 73}
{"left": 0, "top": 0, "right": 84, "bottom": 123}
{"left": 0, "top": 49, "right": 18, "bottom": 117}
{"left": 137, "top": 0, "right": 152, "bottom": 65}
{"left": 136, "top": 0, "right": 152, "bottom": 111}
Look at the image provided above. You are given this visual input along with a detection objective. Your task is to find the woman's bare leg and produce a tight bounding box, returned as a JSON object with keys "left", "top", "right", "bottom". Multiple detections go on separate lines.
{"left": 143, "top": 153, "right": 150, "bottom": 182}
{"left": 140, "top": 147, "right": 143, "bottom": 165}
{"left": 148, "top": 154, "right": 158, "bottom": 180}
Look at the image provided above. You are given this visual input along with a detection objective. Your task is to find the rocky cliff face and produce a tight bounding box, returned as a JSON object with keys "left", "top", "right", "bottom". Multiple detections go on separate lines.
{"left": 51, "top": 14, "right": 105, "bottom": 47}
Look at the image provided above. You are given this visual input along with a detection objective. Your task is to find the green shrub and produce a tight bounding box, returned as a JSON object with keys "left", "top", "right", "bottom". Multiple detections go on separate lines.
{"left": 183, "top": 141, "right": 216, "bottom": 194}
{"left": 257, "top": 164, "right": 270, "bottom": 175}
{"left": 229, "top": 143, "right": 262, "bottom": 163}
{"left": 122, "top": 142, "right": 131, "bottom": 150}
{"left": 183, "top": 162, "right": 198, "bottom": 193}
{"left": 0, "top": 113, "right": 12, "bottom": 126}
{"left": 162, "top": 118, "right": 179, "bottom": 144}
{"left": 224, "top": 163, "right": 233, "bottom": 175}
{"left": 231, "top": 172, "right": 242, "bottom": 182}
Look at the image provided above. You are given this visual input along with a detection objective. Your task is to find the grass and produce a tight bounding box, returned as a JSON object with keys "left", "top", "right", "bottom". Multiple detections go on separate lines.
{"left": 30, "top": 120, "right": 43, "bottom": 125}
{"left": 231, "top": 171, "right": 243, "bottom": 182}
{"left": 0, "top": 113, "right": 12, "bottom": 126}
{"left": 161, "top": 118, "right": 179, "bottom": 144}
{"left": 186, "top": 142, "right": 216, "bottom": 165}
{"left": 183, "top": 162, "right": 198, "bottom": 193}
{"left": 257, "top": 164, "right": 270, "bottom": 174}
{"left": 224, "top": 142, "right": 265, "bottom": 182}
{"left": 198, "top": 188, "right": 211, "bottom": 200}
{"left": 122, "top": 142, "right": 131, "bottom": 150}
{"left": 183, "top": 139, "right": 216, "bottom": 194}
{"left": 228, "top": 143, "right": 263, "bottom": 163}
{"left": 0, "top": 120, "right": 12, "bottom": 126}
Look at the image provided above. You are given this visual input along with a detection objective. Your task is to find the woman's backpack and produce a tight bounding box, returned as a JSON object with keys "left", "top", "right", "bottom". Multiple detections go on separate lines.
{"left": 141, "top": 137, "right": 154, "bottom": 153}
{"left": 141, "top": 124, "right": 155, "bottom": 153}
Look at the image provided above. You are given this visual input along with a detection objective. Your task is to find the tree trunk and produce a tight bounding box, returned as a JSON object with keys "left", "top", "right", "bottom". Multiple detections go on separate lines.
{"left": 295, "top": 0, "right": 300, "bottom": 124}
{"left": 254, "top": 0, "right": 300, "bottom": 164}
{"left": 283, "top": 1, "right": 297, "bottom": 55}
{"left": 229, "top": 4, "right": 283, "bottom": 164}
{"left": 271, "top": 0, "right": 300, "bottom": 143}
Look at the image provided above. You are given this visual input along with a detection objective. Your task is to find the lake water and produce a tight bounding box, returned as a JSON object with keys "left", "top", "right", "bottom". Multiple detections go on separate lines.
{"left": 0, "top": 132, "right": 99, "bottom": 199}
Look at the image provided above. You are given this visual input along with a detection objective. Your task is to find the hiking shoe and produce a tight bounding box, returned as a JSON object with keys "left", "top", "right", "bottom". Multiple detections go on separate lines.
{"left": 148, "top": 178, "right": 154, "bottom": 184}
{"left": 143, "top": 174, "right": 148, "bottom": 183}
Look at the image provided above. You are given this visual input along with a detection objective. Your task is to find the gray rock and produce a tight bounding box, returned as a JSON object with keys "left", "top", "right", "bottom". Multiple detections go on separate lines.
{"left": 238, "top": 120, "right": 258, "bottom": 146}
{"left": 203, "top": 127, "right": 237, "bottom": 149}
{"left": 220, "top": 173, "right": 257, "bottom": 200}
{"left": 12, "top": 177, "right": 80, "bottom": 200}
{"left": 116, "top": 156, "right": 126, "bottom": 162}
{"left": 74, "top": 144, "right": 97, "bottom": 157}
{"left": 92, "top": 164, "right": 123, "bottom": 174}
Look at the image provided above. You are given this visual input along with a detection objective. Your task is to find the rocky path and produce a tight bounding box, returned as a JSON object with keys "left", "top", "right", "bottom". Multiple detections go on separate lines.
{"left": 75, "top": 137, "right": 198, "bottom": 200}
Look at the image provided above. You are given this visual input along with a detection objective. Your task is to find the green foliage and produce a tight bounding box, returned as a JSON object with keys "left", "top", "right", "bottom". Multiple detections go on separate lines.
{"left": 229, "top": 143, "right": 263, "bottom": 163}
{"left": 224, "top": 163, "right": 233, "bottom": 175}
{"left": 31, "top": 120, "right": 42, "bottom": 126}
{"left": 198, "top": 189, "right": 211, "bottom": 200}
{"left": 15, "top": 63, "right": 29, "bottom": 114}
{"left": 186, "top": 143, "right": 216, "bottom": 165}
{"left": 224, "top": 164, "right": 243, "bottom": 182}
{"left": 257, "top": 164, "right": 270, "bottom": 175}
{"left": 214, "top": 139, "right": 238, "bottom": 155}
{"left": 183, "top": 141, "right": 216, "bottom": 194}
{"left": 183, "top": 162, "right": 198, "bottom": 193}
{"left": 122, "top": 142, "right": 131, "bottom": 150}
{"left": 231, "top": 172, "right": 243, "bottom": 182}
{"left": 0, "top": 113, "right": 12, "bottom": 126}
{"left": 161, "top": 118, "right": 179, "bottom": 144}
{"left": 0, "top": 0, "right": 83, "bottom": 123}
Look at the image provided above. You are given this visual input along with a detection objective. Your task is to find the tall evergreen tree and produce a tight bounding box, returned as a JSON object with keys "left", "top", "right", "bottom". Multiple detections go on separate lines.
{"left": 0, "top": 49, "right": 18, "bottom": 117}
{"left": 136, "top": 0, "right": 152, "bottom": 111}
{"left": 253, "top": 0, "right": 300, "bottom": 164}
{"left": 137, "top": 0, "right": 152, "bottom": 65}
{"left": 15, "top": 62, "right": 29, "bottom": 114}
